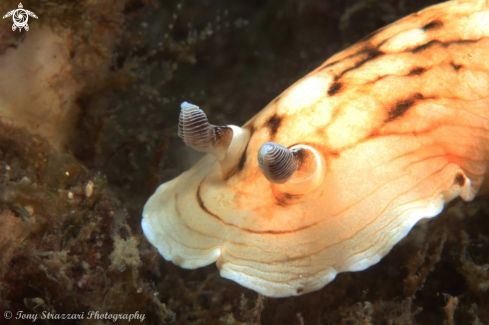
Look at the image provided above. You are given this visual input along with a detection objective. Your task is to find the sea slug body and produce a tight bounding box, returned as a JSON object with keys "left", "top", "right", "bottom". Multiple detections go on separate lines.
{"left": 142, "top": 0, "right": 489, "bottom": 297}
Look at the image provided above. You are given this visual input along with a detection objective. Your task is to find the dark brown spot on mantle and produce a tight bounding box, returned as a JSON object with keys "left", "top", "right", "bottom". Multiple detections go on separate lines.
{"left": 328, "top": 80, "right": 343, "bottom": 96}
{"left": 423, "top": 20, "right": 443, "bottom": 31}
{"left": 454, "top": 173, "right": 466, "bottom": 187}
{"left": 275, "top": 192, "right": 303, "bottom": 207}
{"left": 385, "top": 93, "right": 424, "bottom": 123}
{"left": 451, "top": 62, "right": 463, "bottom": 71}
{"left": 408, "top": 67, "right": 426, "bottom": 76}
{"left": 265, "top": 114, "right": 283, "bottom": 137}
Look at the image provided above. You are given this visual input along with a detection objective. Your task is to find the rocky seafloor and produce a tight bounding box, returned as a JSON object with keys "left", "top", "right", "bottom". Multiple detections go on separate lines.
{"left": 1, "top": 0, "right": 488, "bottom": 324}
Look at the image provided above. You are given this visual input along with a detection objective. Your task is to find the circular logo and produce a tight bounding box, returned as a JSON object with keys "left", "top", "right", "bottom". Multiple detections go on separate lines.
{"left": 4, "top": 311, "right": 12, "bottom": 319}
{"left": 13, "top": 10, "right": 27, "bottom": 27}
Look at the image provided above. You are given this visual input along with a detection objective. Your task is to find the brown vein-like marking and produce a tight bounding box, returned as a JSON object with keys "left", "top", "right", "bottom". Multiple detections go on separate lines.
{"left": 322, "top": 47, "right": 385, "bottom": 94}
{"left": 238, "top": 125, "right": 254, "bottom": 173}
{"left": 196, "top": 180, "right": 320, "bottom": 235}
{"left": 236, "top": 142, "right": 249, "bottom": 172}
{"left": 411, "top": 39, "right": 479, "bottom": 53}
{"left": 319, "top": 46, "right": 385, "bottom": 72}
{"left": 422, "top": 19, "right": 443, "bottom": 31}
{"left": 222, "top": 144, "right": 248, "bottom": 181}
{"left": 336, "top": 47, "right": 384, "bottom": 80}
{"left": 321, "top": 32, "right": 482, "bottom": 89}
{"left": 411, "top": 39, "right": 441, "bottom": 53}
{"left": 384, "top": 93, "right": 424, "bottom": 123}
{"left": 366, "top": 65, "right": 427, "bottom": 85}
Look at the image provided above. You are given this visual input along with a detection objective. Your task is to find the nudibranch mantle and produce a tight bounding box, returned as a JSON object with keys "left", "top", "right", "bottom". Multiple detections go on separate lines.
{"left": 143, "top": 0, "right": 489, "bottom": 297}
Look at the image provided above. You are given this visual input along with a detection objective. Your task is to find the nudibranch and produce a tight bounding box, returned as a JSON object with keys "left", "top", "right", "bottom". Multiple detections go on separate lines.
{"left": 142, "top": 0, "right": 489, "bottom": 297}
